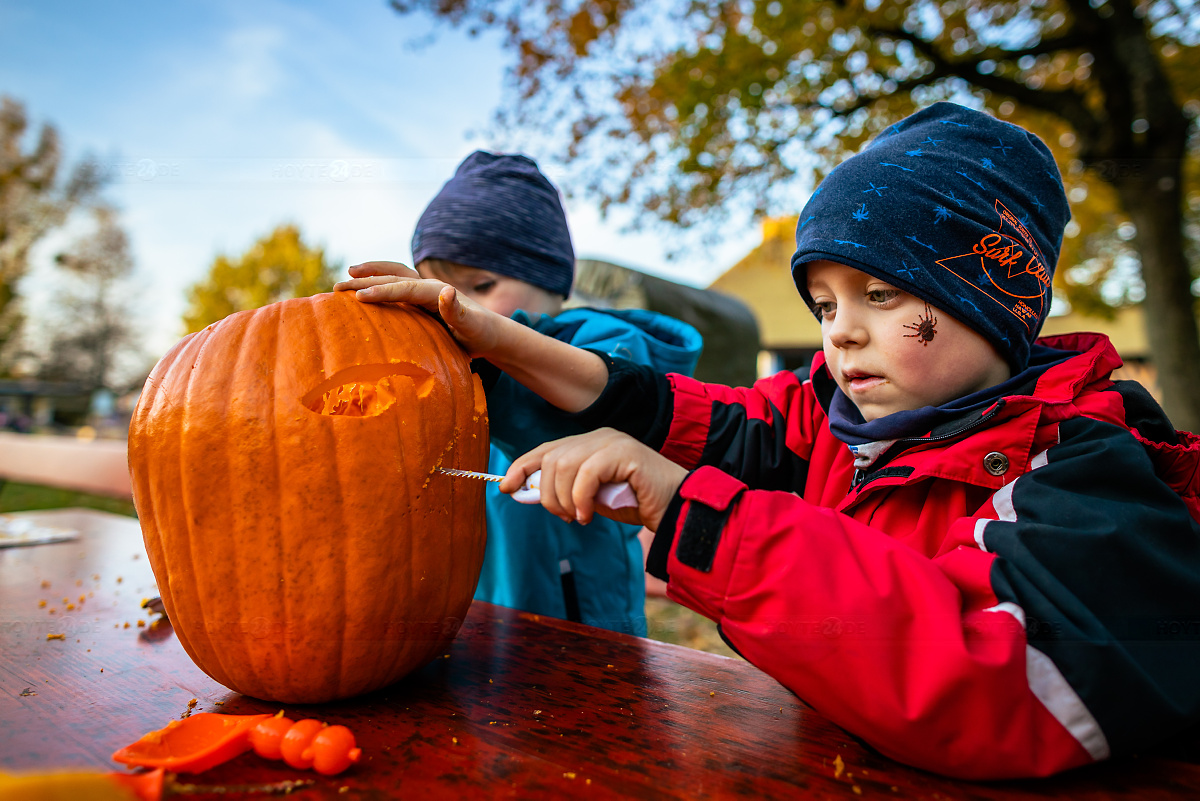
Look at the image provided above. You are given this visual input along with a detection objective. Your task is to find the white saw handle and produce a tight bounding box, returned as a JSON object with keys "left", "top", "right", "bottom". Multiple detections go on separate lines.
{"left": 510, "top": 469, "right": 637, "bottom": 509}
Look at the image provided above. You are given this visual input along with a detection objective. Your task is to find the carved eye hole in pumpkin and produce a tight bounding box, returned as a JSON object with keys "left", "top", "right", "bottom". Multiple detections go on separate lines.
{"left": 302, "top": 363, "right": 435, "bottom": 417}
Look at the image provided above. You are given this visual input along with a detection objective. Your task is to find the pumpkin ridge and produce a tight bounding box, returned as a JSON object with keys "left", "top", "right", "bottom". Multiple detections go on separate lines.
{"left": 130, "top": 333, "right": 193, "bottom": 657}
{"left": 318, "top": 293, "right": 401, "bottom": 696}
{"left": 161, "top": 329, "right": 207, "bottom": 671}
{"left": 399, "top": 308, "right": 459, "bottom": 681}
{"left": 151, "top": 336, "right": 191, "bottom": 663}
{"left": 435, "top": 311, "right": 472, "bottom": 646}
{"left": 148, "top": 342, "right": 193, "bottom": 653}
{"left": 452, "top": 365, "right": 484, "bottom": 629}
{"left": 313, "top": 294, "right": 353, "bottom": 698}
{"left": 434, "top": 326, "right": 459, "bottom": 640}
{"left": 230, "top": 303, "right": 285, "bottom": 697}
{"left": 175, "top": 322, "right": 239, "bottom": 688}
{"left": 386, "top": 308, "right": 428, "bottom": 689}
{"left": 219, "top": 307, "right": 276, "bottom": 694}
{"left": 308, "top": 297, "right": 371, "bottom": 699}
{"left": 442, "top": 360, "right": 460, "bottom": 637}
{"left": 265, "top": 300, "right": 296, "bottom": 701}
{"left": 350, "top": 295, "right": 409, "bottom": 693}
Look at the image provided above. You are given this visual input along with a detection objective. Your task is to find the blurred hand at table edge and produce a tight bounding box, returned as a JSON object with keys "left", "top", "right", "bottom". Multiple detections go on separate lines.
{"left": 0, "top": 767, "right": 165, "bottom": 801}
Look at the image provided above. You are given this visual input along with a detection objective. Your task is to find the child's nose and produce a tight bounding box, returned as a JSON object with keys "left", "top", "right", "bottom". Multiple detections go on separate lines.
{"left": 826, "top": 307, "right": 868, "bottom": 348}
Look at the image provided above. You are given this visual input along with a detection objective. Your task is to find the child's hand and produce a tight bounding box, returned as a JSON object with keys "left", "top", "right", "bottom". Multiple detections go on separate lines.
{"left": 502, "top": 429, "right": 687, "bottom": 531}
{"left": 334, "top": 262, "right": 505, "bottom": 356}
{"left": 335, "top": 262, "right": 610, "bottom": 414}
{"left": 344, "top": 260, "right": 421, "bottom": 280}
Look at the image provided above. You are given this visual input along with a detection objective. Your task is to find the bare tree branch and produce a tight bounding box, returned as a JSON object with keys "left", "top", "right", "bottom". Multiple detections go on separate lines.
{"left": 874, "top": 26, "right": 1100, "bottom": 141}
{"left": 824, "top": 69, "right": 952, "bottom": 116}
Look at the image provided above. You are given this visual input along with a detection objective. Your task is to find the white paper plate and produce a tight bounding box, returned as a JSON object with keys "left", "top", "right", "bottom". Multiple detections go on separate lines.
{"left": 0, "top": 515, "right": 80, "bottom": 548}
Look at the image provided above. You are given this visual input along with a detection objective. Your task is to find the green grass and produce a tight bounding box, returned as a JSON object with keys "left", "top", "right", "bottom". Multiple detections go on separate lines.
{"left": 0, "top": 480, "right": 136, "bottom": 517}
{"left": 645, "top": 596, "right": 740, "bottom": 659}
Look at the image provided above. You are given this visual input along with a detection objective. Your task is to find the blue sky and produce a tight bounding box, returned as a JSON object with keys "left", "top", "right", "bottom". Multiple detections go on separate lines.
{"left": 0, "top": 0, "right": 760, "bottom": 359}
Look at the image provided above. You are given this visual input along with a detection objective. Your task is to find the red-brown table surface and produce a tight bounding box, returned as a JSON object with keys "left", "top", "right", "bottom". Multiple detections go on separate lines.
{"left": 3, "top": 508, "right": 1199, "bottom": 799}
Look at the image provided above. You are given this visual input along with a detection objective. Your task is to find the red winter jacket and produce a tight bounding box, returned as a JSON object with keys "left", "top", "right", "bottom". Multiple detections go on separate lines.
{"left": 582, "top": 332, "right": 1200, "bottom": 780}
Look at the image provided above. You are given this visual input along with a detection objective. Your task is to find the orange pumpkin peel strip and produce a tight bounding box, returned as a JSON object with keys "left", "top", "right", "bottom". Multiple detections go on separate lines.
{"left": 112, "top": 712, "right": 362, "bottom": 777}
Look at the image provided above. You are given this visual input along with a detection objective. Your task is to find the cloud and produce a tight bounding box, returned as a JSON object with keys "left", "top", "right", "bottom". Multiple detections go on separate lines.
{"left": 220, "top": 26, "right": 287, "bottom": 102}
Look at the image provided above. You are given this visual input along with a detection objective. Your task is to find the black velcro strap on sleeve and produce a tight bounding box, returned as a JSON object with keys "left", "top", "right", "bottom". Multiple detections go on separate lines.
{"left": 675, "top": 495, "right": 741, "bottom": 573}
{"left": 645, "top": 490, "right": 687, "bottom": 582}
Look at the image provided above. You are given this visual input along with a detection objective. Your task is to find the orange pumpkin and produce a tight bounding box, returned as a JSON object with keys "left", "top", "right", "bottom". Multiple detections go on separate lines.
{"left": 128, "top": 291, "right": 488, "bottom": 703}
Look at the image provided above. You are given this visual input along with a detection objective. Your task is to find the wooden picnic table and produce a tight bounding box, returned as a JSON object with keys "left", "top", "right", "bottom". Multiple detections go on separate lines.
{"left": 3, "top": 508, "right": 1199, "bottom": 799}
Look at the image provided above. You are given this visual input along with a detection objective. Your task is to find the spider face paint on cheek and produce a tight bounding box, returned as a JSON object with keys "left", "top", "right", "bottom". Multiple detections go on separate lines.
{"left": 903, "top": 302, "right": 938, "bottom": 346}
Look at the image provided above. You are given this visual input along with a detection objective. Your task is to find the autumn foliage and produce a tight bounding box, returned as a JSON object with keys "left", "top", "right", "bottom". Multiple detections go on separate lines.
{"left": 183, "top": 224, "right": 340, "bottom": 334}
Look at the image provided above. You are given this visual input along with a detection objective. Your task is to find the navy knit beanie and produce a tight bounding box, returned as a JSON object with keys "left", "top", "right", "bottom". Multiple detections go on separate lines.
{"left": 791, "top": 102, "right": 1069, "bottom": 372}
{"left": 411, "top": 151, "right": 575, "bottom": 297}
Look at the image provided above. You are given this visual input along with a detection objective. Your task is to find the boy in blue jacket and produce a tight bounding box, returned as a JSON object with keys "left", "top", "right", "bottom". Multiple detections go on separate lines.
{"left": 344, "top": 151, "right": 701, "bottom": 635}
{"left": 337, "top": 108, "right": 1200, "bottom": 779}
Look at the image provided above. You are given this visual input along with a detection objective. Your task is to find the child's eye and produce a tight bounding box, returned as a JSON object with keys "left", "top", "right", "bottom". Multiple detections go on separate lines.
{"left": 866, "top": 288, "right": 901, "bottom": 305}
{"left": 473, "top": 280, "right": 496, "bottom": 294}
{"left": 811, "top": 301, "right": 835, "bottom": 320}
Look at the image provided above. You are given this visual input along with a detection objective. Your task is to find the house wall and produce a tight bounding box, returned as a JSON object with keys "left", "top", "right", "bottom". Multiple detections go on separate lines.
{"left": 707, "top": 217, "right": 820, "bottom": 353}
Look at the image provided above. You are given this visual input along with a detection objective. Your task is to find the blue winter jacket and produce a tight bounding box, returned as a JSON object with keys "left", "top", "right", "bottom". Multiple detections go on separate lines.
{"left": 475, "top": 307, "right": 703, "bottom": 635}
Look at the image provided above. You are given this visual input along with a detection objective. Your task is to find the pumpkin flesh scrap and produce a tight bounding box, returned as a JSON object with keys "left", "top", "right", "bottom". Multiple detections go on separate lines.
{"left": 314, "top": 378, "right": 399, "bottom": 417}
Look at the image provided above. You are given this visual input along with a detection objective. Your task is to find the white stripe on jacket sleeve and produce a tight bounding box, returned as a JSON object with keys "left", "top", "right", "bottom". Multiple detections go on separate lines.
{"left": 976, "top": 438, "right": 1110, "bottom": 762}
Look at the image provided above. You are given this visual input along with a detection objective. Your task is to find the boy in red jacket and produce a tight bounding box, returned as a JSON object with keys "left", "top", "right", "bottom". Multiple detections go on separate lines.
{"left": 336, "top": 103, "right": 1200, "bottom": 780}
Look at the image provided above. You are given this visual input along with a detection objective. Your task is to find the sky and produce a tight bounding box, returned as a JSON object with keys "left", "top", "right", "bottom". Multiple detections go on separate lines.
{"left": 0, "top": 0, "right": 763, "bottom": 363}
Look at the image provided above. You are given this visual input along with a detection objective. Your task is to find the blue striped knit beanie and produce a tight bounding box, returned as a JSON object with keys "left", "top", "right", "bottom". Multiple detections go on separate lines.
{"left": 791, "top": 102, "right": 1070, "bottom": 371}
{"left": 411, "top": 151, "right": 575, "bottom": 297}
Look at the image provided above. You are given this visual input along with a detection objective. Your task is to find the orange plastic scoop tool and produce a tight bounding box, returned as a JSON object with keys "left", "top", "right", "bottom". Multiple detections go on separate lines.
{"left": 112, "top": 713, "right": 274, "bottom": 774}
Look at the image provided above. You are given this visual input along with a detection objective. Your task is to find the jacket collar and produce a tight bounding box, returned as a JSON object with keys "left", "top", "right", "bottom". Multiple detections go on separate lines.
{"left": 809, "top": 332, "right": 1123, "bottom": 469}
{"left": 1027, "top": 332, "right": 1124, "bottom": 404}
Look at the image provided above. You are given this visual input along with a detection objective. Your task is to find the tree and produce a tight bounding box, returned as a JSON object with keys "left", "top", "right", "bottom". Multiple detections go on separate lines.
{"left": 39, "top": 205, "right": 144, "bottom": 392}
{"left": 183, "top": 224, "right": 341, "bottom": 333}
{"left": 0, "top": 95, "right": 102, "bottom": 372}
{"left": 392, "top": 0, "right": 1200, "bottom": 430}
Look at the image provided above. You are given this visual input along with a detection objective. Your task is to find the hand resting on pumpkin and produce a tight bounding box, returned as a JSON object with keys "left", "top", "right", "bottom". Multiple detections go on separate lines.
{"left": 336, "top": 261, "right": 501, "bottom": 353}
{"left": 501, "top": 428, "right": 687, "bottom": 531}
{"left": 336, "top": 261, "right": 610, "bottom": 414}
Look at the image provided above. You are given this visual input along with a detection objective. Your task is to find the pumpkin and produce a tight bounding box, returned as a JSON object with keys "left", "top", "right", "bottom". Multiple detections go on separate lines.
{"left": 128, "top": 291, "right": 488, "bottom": 703}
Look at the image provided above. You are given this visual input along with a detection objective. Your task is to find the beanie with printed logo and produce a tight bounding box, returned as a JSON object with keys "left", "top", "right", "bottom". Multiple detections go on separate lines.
{"left": 412, "top": 151, "right": 575, "bottom": 298}
{"left": 790, "top": 102, "right": 1070, "bottom": 372}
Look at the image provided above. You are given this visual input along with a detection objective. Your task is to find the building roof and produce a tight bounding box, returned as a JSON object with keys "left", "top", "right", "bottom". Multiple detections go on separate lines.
{"left": 570, "top": 259, "right": 762, "bottom": 387}
{"left": 707, "top": 217, "right": 820, "bottom": 350}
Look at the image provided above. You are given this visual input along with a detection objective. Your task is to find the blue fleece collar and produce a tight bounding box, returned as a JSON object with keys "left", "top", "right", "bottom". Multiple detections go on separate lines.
{"left": 825, "top": 343, "right": 1075, "bottom": 464}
